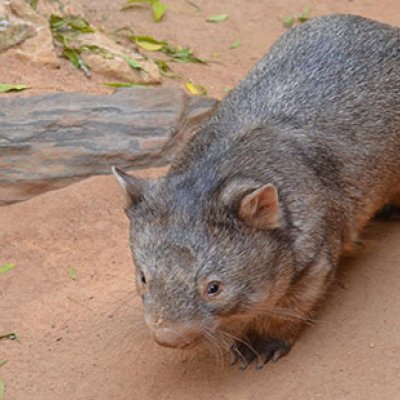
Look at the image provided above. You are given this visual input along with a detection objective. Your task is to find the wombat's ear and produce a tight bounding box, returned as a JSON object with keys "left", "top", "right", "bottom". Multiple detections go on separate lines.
{"left": 112, "top": 166, "right": 147, "bottom": 207}
{"left": 238, "top": 184, "right": 281, "bottom": 229}
{"left": 221, "top": 180, "right": 281, "bottom": 229}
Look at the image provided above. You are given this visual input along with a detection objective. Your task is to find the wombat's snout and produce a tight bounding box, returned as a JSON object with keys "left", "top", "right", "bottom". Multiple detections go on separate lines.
{"left": 145, "top": 315, "right": 202, "bottom": 349}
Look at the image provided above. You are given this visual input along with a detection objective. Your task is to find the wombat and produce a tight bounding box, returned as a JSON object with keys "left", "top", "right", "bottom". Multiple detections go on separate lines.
{"left": 113, "top": 14, "right": 400, "bottom": 368}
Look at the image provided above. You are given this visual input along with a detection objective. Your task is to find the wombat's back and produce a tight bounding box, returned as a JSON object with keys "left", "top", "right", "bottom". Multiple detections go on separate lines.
{"left": 214, "top": 14, "right": 400, "bottom": 136}
{"left": 173, "top": 14, "right": 400, "bottom": 203}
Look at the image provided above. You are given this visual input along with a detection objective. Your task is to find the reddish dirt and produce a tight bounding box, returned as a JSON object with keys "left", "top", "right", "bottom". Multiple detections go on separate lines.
{"left": 1, "top": 1, "right": 400, "bottom": 400}
{"left": 1, "top": 0, "right": 400, "bottom": 99}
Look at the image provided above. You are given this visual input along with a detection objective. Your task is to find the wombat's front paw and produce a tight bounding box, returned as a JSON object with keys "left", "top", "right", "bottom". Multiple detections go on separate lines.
{"left": 230, "top": 337, "right": 291, "bottom": 370}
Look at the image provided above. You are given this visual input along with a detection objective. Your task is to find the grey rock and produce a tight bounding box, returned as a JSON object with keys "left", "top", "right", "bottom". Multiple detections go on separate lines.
{"left": 0, "top": 18, "right": 36, "bottom": 52}
{"left": 0, "top": 0, "right": 59, "bottom": 67}
{"left": 0, "top": 88, "right": 218, "bottom": 205}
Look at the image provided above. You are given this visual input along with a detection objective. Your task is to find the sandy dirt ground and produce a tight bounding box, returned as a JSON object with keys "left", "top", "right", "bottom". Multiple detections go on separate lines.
{"left": 1, "top": 1, "right": 400, "bottom": 400}
{"left": 1, "top": 0, "right": 400, "bottom": 99}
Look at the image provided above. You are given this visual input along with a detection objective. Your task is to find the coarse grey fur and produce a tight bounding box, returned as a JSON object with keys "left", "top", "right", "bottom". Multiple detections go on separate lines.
{"left": 115, "top": 14, "right": 400, "bottom": 367}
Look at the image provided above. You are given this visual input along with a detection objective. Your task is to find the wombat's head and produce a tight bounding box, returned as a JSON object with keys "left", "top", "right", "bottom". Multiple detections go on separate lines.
{"left": 113, "top": 167, "right": 294, "bottom": 349}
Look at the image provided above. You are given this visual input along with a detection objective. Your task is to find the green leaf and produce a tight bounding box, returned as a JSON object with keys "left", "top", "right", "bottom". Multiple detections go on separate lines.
{"left": 63, "top": 48, "right": 80, "bottom": 68}
{"left": 154, "top": 59, "right": 178, "bottom": 78}
{"left": 164, "top": 45, "right": 206, "bottom": 63}
{"left": 185, "top": 81, "right": 199, "bottom": 95}
{"left": 49, "top": 15, "right": 94, "bottom": 34}
{"left": 206, "top": 14, "right": 229, "bottom": 23}
{"left": 136, "top": 41, "right": 163, "bottom": 51}
{"left": 131, "top": 35, "right": 166, "bottom": 51}
{"left": 0, "top": 361, "right": 7, "bottom": 368}
{"left": 152, "top": 2, "right": 167, "bottom": 22}
{"left": 0, "top": 262, "right": 15, "bottom": 274}
{"left": 49, "top": 15, "right": 66, "bottom": 31}
{"left": 185, "top": 0, "right": 201, "bottom": 12}
{"left": 0, "top": 263, "right": 15, "bottom": 273}
{"left": 68, "top": 267, "right": 77, "bottom": 281}
{"left": 81, "top": 45, "right": 114, "bottom": 59}
{"left": 123, "top": 0, "right": 167, "bottom": 22}
{"left": 103, "top": 82, "right": 149, "bottom": 88}
{"left": 283, "top": 8, "right": 310, "bottom": 28}
{"left": 124, "top": 57, "right": 142, "bottom": 70}
{"left": 0, "top": 84, "right": 29, "bottom": 93}
{"left": 130, "top": 35, "right": 206, "bottom": 63}
{"left": 298, "top": 7, "right": 310, "bottom": 23}
{"left": 185, "top": 81, "right": 207, "bottom": 96}
{"left": 121, "top": 0, "right": 153, "bottom": 11}
{"left": 283, "top": 16, "right": 295, "bottom": 28}
{"left": 197, "top": 83, "right": 207, "bottom": 95}
{"left": 223, "top": 87, "right": 231, "bottom": 94}
{"left": 68, "top": 17, "right": 95, "bottom": 33}
{"left": 63, "top": 48, "right": 90, "bottom": 76}
{"left": 0, "top": 333, "right": 17, "bottom": 342}
{"left": 0, "top": 379, "right": 5, "bottom": 400}
{"left": 49, "top": 14, "right": 98, "bottom": 77}
{"left": 229, "top": 39, "right": 241, "bottom": 49}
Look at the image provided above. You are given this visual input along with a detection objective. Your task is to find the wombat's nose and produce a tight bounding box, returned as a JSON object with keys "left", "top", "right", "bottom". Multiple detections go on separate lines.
{"left": 151, "top": 326, "right": 202, "bottom": 349}
{"left": 144, "top": 314, "right": 202, "bottom": 348}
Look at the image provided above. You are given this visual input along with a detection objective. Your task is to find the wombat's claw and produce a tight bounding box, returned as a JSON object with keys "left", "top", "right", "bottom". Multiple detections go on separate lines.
{"left": 230, "top": 343, "right": 255, "bottom": 370}
{"left": 230, "top": 339, "right": 290, "bottom": 369}
{"left": 229, "top": 345, "right": 240, "bottom": 365}
{"left": 255, "top": 339, "right": 291, "bottom": 367}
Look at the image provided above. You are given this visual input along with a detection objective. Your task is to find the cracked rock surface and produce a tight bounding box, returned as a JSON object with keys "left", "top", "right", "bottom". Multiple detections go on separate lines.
{"left": 0, "top": 87, "right": 217, "bottom": 205}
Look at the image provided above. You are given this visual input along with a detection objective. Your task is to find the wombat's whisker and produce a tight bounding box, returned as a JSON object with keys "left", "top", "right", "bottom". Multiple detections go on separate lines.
{"left": 243, "top": 302, "right": 317, "bottom": 325}
{"left": 219, "top": 330, "right": 262, "bottom": 360}
{"left": 202, "top": 329, "right": 226, "bottom": 367}
{"left": 207, "top": 328, "right": 233, "bottom": 365}
{"left": 272, "top": 309, "right": 320, "bottom": 324}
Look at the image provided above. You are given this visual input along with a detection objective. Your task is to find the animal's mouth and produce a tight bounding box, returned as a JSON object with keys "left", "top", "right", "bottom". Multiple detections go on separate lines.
{"left": 151, "top": 327, "right": 203, "bottom": 350}
{"left": 178, "top": 336, "right": 202, "bottom": 350}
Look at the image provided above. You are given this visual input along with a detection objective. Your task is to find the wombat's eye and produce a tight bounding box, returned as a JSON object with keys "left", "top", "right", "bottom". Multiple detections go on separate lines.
{"left": 139, "top": 271, "right": 146, "bottom": 285}
{"left": 206, "top": 281, "right": 222, "bottom": 297}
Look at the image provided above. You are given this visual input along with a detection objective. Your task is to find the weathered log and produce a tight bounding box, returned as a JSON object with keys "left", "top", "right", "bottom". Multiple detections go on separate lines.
{"left": 0, "top": 88, "right": 218, "bottom": 205}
